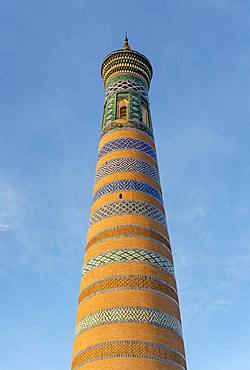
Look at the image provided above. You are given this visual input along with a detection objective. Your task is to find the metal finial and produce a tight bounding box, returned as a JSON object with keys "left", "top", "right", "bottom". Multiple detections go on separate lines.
{"left": 124, "top": 33, "right": 131, "bottom": 50}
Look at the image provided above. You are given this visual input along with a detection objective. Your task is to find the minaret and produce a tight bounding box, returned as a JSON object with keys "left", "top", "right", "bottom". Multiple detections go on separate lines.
{"left": 71, "top": 38, "right": 187, "bottom": 370}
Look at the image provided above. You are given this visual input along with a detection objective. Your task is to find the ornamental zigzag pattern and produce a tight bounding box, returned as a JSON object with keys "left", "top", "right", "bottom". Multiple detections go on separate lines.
{"left": 95, "top": 157, "right": 160, "bottom": 183}
{"left": 85, "top": 225, "right": 171, "bottom": 252}
{"left": 97, "top": 138, "right": 157, "bottom": 162}
{"left": 74, "top": 306, "right": 182, "bottom": 338}
{"left": 78, "top": 274, "right": 179, "bottom": 305}
{"left": 72, "top": 341, "right": 186, "bottom": 370}
{"left": 82, "top": 249, "right": 175, "bottom": 277}
{"left": 90, "top": 200, "right": 166, "bottom": 227}
{"left": 92, "top": 179, "right": 163, "bottom": 204}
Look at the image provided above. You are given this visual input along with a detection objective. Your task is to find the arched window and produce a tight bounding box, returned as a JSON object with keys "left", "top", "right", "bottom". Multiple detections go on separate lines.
{"left": 117, "top": 99, "right": 128, "bottom": 120}
{"left": 142, "top": 103, "right": 149, "bottom": 127}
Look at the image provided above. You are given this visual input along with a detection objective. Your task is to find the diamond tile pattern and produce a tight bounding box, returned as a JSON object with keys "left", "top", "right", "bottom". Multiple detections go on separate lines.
{"left": 105, "top": 94, "right": 116, "bottom": 126}
{"left": 95, "top": 157, "right": 160, "bottom": 183}
{"left": 105, "top": 79, "right": 148, "bottom": 99}
{"left": 82, "top": 248, "right": 175, "bottom": 277}
{"left": 98, "top": 137, "right": 157, "bottom": 162}
{"left": 90, "top": 200, "right": 166, "bottom": 226}
{"left": 92, "top": 179, "right": 163, "bottom": 204}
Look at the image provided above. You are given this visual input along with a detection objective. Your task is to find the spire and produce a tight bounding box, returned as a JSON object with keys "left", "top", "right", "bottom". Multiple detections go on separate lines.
{"left": 123, "top": 33, "right": 131, "bottom": 50}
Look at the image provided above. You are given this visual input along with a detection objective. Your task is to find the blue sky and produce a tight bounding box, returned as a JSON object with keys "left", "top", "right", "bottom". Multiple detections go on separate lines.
{"left": 0, "top": 1, "right": 250, "bottom": 369}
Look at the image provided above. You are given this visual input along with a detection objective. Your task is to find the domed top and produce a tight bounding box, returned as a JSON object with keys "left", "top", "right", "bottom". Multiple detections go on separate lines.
{"left": 101, "top": 37, "right": 153, "bottom": 89}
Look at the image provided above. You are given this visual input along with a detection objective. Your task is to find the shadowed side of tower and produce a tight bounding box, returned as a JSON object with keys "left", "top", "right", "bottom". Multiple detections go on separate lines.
{"left": 71, "top": 38, "right": 187, "bottom": 370}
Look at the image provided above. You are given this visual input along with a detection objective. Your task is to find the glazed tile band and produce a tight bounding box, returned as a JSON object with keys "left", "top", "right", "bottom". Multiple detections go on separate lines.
{"left": 81, "top": 248, "right": 175, "bottom": 277}
{"left": 95, "top": 157, "right": 160, "bottom": 183}
{"left": 89, "top": 200, "right": 167, "bottom": 227}
{"left": 74, "top": 306, "right": 182, "bottom": 339}
{"left": 92, "top": 179, "right": 163, "bottom": 204}
{"left": 97, "top": 137, "right": 157, "bottom": 162}
{"left": 105, "top": 79, "right": 148, "bottom": 98}
{"left": 72, "top": 340, "right": 186, "bottom": 370}
{"left": 101, "top": 121, "right": 154, "bottom": 137}
{"left": 86, "top": 225, "right": 171, "bottom": 251}
{"left": 78, "top": 274, "right": 179, "bottom": 305}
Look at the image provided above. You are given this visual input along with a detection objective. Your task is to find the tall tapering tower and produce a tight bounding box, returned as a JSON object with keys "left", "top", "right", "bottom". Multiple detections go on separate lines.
{"left": 71, "top": 38, "right": 187, "bottom": 370}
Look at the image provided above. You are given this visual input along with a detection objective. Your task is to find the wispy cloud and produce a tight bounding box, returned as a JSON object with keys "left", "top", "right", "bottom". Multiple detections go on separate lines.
{"left": 0, "top": 181, "right": 23, "bottom": 231}
{"left": 0, "top": 172, "right": 87, "bottom": 278}
{"left": 168, "top": 177, "right": 250, "bottom": 319}
{"left": 0, "top": 223, "right": 13, "bottom": 232}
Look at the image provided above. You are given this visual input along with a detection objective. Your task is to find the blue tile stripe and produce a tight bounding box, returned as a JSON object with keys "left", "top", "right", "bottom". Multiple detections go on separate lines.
{"left": 95, "top": 157, "right": 160, "bottom": 183}
{"left": 93, "top": 179, "right": 163, "bottom": 204}
{"left": 90, "top": 200, "right": 166, "bottom": 227}
{"left": 98, "top": 137, "right": 157, "bottom": 162}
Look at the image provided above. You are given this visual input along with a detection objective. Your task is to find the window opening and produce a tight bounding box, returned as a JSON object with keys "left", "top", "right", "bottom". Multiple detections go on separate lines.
{"left": 142, "top": 103, "right": 149, "bottom": 127}
{"left": 117, "top": 98, "right": 128, "bottom": 120}
{"left": 120, "top": 106, "right": 127, "bottom": 119}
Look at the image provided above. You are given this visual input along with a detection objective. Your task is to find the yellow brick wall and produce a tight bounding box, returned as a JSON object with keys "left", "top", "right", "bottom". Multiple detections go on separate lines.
{"left": 71, "top": 126, "right": 186, "bottom": 369}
